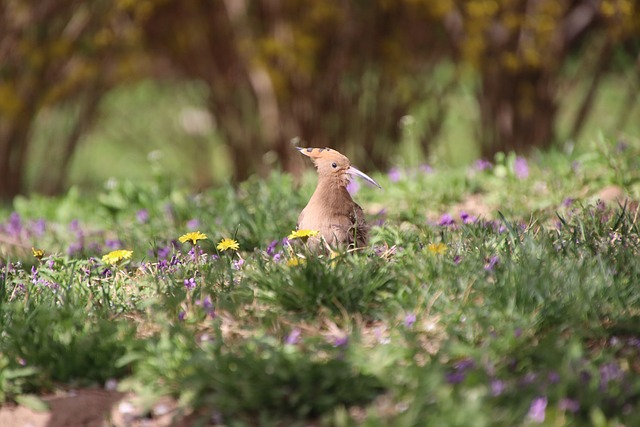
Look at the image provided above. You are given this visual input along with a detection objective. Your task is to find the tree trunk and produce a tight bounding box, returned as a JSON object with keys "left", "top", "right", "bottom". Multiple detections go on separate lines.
{"left": 478, "top": 67, "right": 557, "bottom": 159}
{"left": 0, "top": 107, "right": 38, "bottom": 201}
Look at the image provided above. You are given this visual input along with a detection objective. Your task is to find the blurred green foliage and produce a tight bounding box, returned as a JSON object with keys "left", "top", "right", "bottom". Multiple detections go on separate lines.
{"left": 1, "top": 0, "right": 639, "bottom": 199}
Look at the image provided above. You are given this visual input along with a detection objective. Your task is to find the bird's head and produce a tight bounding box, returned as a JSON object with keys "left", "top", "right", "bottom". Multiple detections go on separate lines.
{"left": 297, "top": 147, "right": 381, "bottom": 189}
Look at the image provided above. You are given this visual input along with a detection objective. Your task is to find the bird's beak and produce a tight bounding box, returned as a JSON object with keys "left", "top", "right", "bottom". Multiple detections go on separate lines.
{"left": 347, "top": 166, "right": 382, "bottom": 189}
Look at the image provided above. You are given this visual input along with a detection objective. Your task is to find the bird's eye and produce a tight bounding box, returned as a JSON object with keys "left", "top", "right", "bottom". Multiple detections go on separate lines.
{"left": 331, "top": 162, "right": 337, "bottom": 168}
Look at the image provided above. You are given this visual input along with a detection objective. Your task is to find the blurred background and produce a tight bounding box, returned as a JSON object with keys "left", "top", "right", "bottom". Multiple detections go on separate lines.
{"left": 0, "top": 0, "right": 638, "bottom": 201}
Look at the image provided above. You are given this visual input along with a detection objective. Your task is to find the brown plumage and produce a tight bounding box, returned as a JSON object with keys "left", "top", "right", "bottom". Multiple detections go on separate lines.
{"left": 296, "top": 147, "right": 381, "bottom": 249}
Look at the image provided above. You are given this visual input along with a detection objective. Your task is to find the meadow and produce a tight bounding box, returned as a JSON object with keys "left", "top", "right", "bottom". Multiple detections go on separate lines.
{"left": 1, "top": 131, "right": 639, "bottom": 426}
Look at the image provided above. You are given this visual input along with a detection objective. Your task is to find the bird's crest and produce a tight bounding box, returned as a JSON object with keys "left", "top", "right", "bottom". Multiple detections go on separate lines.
{"left": 296, "top": 147, "right": 349, "bottom": 164}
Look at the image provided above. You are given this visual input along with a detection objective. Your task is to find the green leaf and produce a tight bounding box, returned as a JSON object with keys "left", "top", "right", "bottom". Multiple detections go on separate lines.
{"left": 4, "top": 367, "right": 38, "bottom": 380}
{"left": 15, "top": 394, "right": 50, "bottom": 413}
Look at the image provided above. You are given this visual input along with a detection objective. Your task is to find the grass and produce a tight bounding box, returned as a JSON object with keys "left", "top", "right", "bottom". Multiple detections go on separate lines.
{"left": 1, "top": 135, "right": 640, "bottom": 425}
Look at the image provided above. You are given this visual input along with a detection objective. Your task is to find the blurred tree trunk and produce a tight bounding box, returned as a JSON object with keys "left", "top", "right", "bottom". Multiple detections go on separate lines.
{"left": 478, "top": 69, "right": 557, "bottom": 157}
{"left": 141, "top": 0, "right": 447, "bottom": 180}
{"left": 0, "top": 1, "right": 139, "bottom": 200}
{"left": 36, "top": 81, "right": 106, "bottom": 195}
{"left": 443, "top": 0, "right": 610, "bottom": 158}
{"left": 0, "top": 113, "right": 34, "bottom": 200}
{"left": 568, "top": 40, "right": 612, "bottom": 141}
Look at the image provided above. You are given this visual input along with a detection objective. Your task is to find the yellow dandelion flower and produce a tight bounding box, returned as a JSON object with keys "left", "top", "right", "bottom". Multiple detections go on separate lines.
{"left": 427, "top": 243, "right": 447, "bottom": 255}
{"left": 217, "top": 238, "right": 239, "bottom": 252}
{"left": 287, "top": 257, "right": 306, "bottom": 267}
{"left": 32, "top": 247, "right": 45, "bottom": 260}
{"left": 179, "top": 231, "right": 208, "bottom": 244}
{"left": 102, "top": 249, "right": 133, "bottom": 265}
{"left": 287, "top": 229, "right": 319, "bottom": 241}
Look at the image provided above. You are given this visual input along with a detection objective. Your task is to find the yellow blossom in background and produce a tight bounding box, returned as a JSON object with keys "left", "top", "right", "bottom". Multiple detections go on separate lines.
{"left": 287, "top": 257, "right": 306, "bottom": 267}
{"left": 179, "top": 231, "right": 208, "bottom": 244}
{"left": 427, "top": 243, "right": 447, "bottom": 255}
{"left": 217, "top": 238, "right": 239, "bottom": 252}
{"left": 102, "top": 249, "right": 133, "bottom": 265}
{"left": 288, "top": 229, "right": 319, "bottom": 241}
{"left": 32, "top": 247, "right": 45, "bottom": 260}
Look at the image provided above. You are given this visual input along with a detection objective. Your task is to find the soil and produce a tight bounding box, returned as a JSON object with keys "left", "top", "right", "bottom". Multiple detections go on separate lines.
{"left": 0, "top": 389, "right": 200, "bottom": 427}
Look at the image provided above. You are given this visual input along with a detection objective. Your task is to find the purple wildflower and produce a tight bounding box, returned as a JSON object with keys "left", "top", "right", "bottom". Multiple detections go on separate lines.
{"left": 446, "top": 358, "right": 475, "bottom": 384}
{"left": 69, "top": 219, "right": 81, "bottom": 232}
{"left": 474, "top": 159, "right": 493, "bottom": 171}
{"left": 105, "top": 239, "right": 123, "bottom": 250}
{"left": 460, "top": 211, "right": 477, "bottom": 224}
{"left": 404, "top": 312, "right": 417, "bottom": 328}
{"left": 446, "top": 372, "right": 466, "bottom": 384}
{"left": 514, "top": 156, "right": 529, "bottom": 179}
{"left": 490, "top": 379, "right": 506, "bottom": 396}
{"left": 266, "top": 240, "right": 279, "bottom": 257}
{"left": 178, "top": 311, "right": 186, "bottom": 321}
{"left": 188, "top": 246, "right": 202, "bottom": 262}
{"left": 136, "top": 209, "right": 150, "bottom": 224}
{"left": 419, "top": 164, "right": 433, "bottom": 174}
{"left": 374, "top": 209, "right": 387, "bottom": 226}
{"left": 527, "top": 397, "right": 547, "bottom": 423}
{"left": 346, "top": 179, "right": 360, "bottom": 195}
{"left": 374, "top": 326, "right": 390, "bottom": 344}
{"left": 438, "top": 213, "right": 455, "bottom": 227}
{"left": 40, "top": 280, "right": 60, "bottom": 291}
{"left": 285, "top": 328, "right": 301, "bottom": 345}
{"left": 455, "top": 358, "right": 476, "bottom": 371}
{"left": 484, "top": 256, "right": 500, "bottom": 271}
{"left": 197, "top": 295, "right": 215, "bottom": 317}
{"left": 388, "top": 167, "right": 402, "bottom": 182}
{"left": 332, "top": 335, "right": 349, "bottom": 347}
{"left": 548, "top": 371, "right": 560, "bottom": 384}
{"left": 558, "top": 398, "right": 580, "bottom": 413}
{"left": 514, "top": 327, "right": 522, "bottom": 338}
{"left": 599, "top": 362, "right": 622, "bottom": 388}
{"left": 186, "top": 218, "right": 200, "bottom": 229}
{"left": 88, "top": 242, "right": 102, "bottom": 253}
{"left": 562, "top": 198, "right": 574, "bottom": 208}
{"left": 157, "top": 245, "right": 171, "bottom": 260}
{"left": 31, "top": 266, "right": 38, "bottom": 285}
{"left": 31, "top": 219, "right": 46, "bottom": 236}
{"left": 6, "top": 212, "right": 23, "bottom": 237}
{"left": 520, "top": 372, "right": 537, "bottom": 386}
{"left": 67, "top": 241, "right": 83, "bottom": 256}
{"left": 580, "top": 370, "right": 591, "bottom": 384}
{"left": 453, "top": 255, "right": 462, "bottom": 265}
{"left": 273, "top": 252, "right": 283, "bottom": 263}
{"left": 184, "top": 277, "right": 197, "bottom": 290}
{"left": 232, "top": 258, "right": 245, "bottom": 270}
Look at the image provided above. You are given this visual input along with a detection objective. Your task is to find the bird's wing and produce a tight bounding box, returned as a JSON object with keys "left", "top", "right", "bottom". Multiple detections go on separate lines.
{"left": 347, "top": 203, "right": 368, "bottom": 248}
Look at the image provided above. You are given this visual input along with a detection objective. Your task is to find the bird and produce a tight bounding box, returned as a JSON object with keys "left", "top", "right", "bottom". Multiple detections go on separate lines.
{"left": 296, "top": 147, "right": 381, "bottom": 249}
